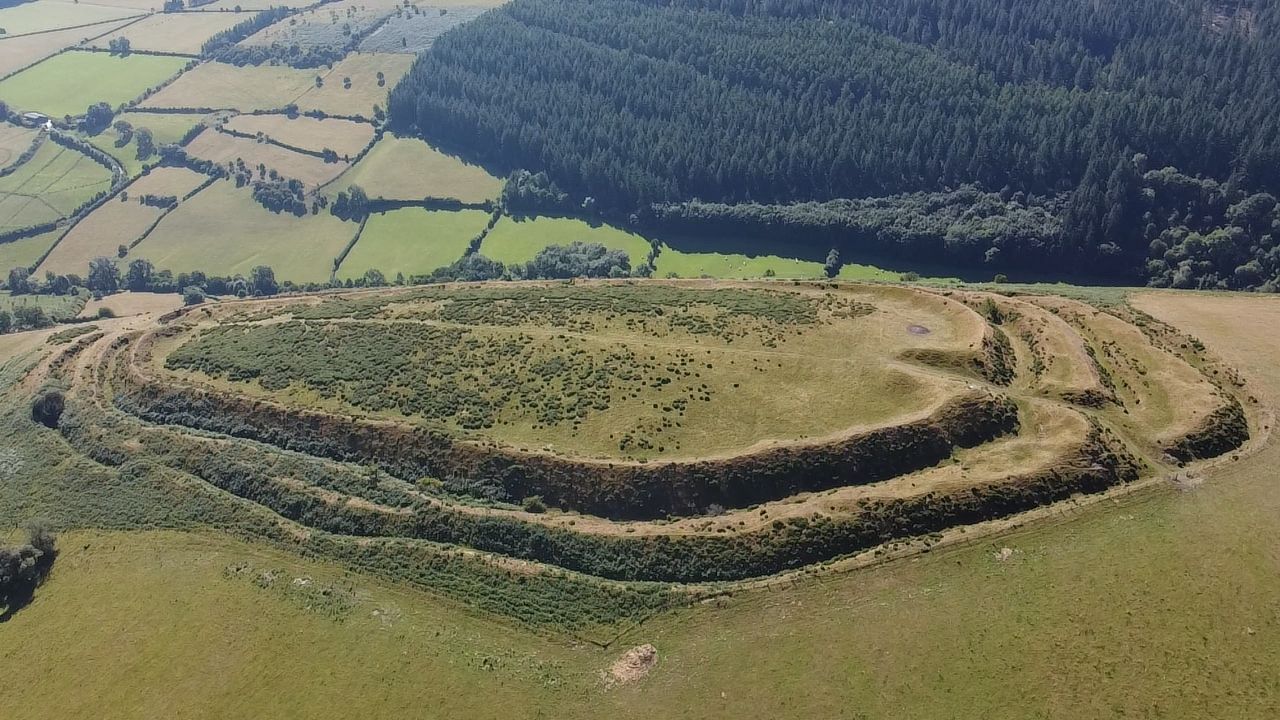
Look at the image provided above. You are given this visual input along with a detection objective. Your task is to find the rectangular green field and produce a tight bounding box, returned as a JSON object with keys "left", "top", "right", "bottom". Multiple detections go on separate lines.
{"left": 479, "top": 215, "right": 653, "bottom": 267}
{"left": 0, "top": 51, "right": 189, "bottom": 118}
{"left": 139, "top": 62, "right": 317, "bottom": 113}
{"left": 115, "top": 111, "right": 207, "bottom": 146}
{"left": 331, "top": 135, "right": 502, "bottom": 201}
{"left": 134, "top": 178, "right": 356, "bottom": 283}
{"left": 88, "top": 11, "right": 249, "bottom": 55}
{"left": 0, "top": 141, "right": 113, "bottom": 231}
{"left": 0, "top": 1, "right": 141, "bottom": 37}
{"left": 0, "top": 289, "right": 83, "bottom": 319}
{"left": 337, "top": 208, "right": 491, "bottom": 280}
{"left": 0, "top": 228, "right": 60, "bottom": 272}
{"left": 654, "top": 245, "right": 826, "bottom": 279}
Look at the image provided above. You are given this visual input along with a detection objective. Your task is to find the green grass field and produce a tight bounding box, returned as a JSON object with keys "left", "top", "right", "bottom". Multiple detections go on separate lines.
{"left": 480, "top": 215, "right": 652, "bottom": 267}
{"left": 0, "top": 21, "right": 128, "bottom": 79}
{"left": 0, "top": 51, "right": 188, "bottom": 118}
{"left": 0, "top": 289, "right": 83, "bottom": 318}
{"left": 0, "top": 0, "right": 140, "bottom": 37}
{"left": 0, "top": 228, "right": 58, "bottom": 271}
{"left": 83, "top": 114, "right": 208, "bottom": 175}
{"left": 337, "top": 208, "right": 489, "bottom": 280}
{"left": 331, "top": 135, "right": 501, "bottom": 201}
{"left": 654, "top": 244, "right": 826, "bottom": 279}
{"left": 133, "top": 178, "right": 355, "bottom": 283}
{"left": 115, "top": 112, "right": 206, "bottom": 146}
{"left": 0, "top": 141, "right": 113, "bottom": 231}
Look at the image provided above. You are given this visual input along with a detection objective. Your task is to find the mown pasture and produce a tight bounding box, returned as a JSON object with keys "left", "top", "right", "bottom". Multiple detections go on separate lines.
{"left": 0, "top": 288, "right": 83, "bottom": 318}
{"left": 185, "top": 130, "right": 348, "bottom": 188}
{"left": 480, "top": 215, "right": 651, "bottom": 267}
{"left": 331, "top": 134, "right": 500, "bottom": 201}
{"left": 336, "top": 207, "right": 490, "bottom": 280}
{"left": 89, "top": 11, "right": 250, "bottom": 55}
{"left": 127, "top": 165, "right": 210, "bottom": 199}
{"left": 0, "top": 21, "right": 133, "bottom": 79}
{"left": 0, "top": 0, "right": 140, "bottom": 37}
{"left": 293, "top": 52, "right": 414, "bottom": 116}
{"left": 140, "top": 62, "right": 318, "bottom": 113}
{"left": 0, "top": 50, "right": 188, "bottom": 118}
{"left": 0, "top": 141, "right": 112, "bottom": 231}
{"left": 38, "top": 195, "right": 165, "bottom": 276}
{"left": 0, "top": 227, "right": 58, "bottom": 271}
{"left": 222, "top": 114, "right": 374, "bottom": 157}
{"left": 114, "top": 111, "right": 207, "bottom": 145}
{"left": 0, "top": 123, "right": 37, "bottom": 166}
{"left": 133, "top": 178, "right": 354, "bottom": 282}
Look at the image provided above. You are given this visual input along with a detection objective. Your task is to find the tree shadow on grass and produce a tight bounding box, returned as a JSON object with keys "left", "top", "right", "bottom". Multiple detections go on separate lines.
{"left": 0, "top": 546, "right": 57, "bottom": 623}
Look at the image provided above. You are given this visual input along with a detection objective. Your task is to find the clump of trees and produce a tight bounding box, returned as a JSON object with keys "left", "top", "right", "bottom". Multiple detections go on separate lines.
{"left": 201, "top": 7, "right": 292, "bottom": 59}
{"left": 107, "top": 37, "right": 131, "bottom": 56}
{"left": 521, "top": 241, "right": 629, "bottom": 279}
{"left": 0, "top": 522, "right": 57, "bottom": 619}
{"left": 501, "top": 170, "right": 571, "bottom": 213}
{"left": 251, "top": 177, "right": 307, "bottom": 215}
{"left": 330, "top": 185, "right": 369, "bottom": 220}
{"left": 81, "top": 101, "right": 114, "bottom": 135}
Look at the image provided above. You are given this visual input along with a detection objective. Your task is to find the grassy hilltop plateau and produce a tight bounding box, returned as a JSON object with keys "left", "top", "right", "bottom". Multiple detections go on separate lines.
{"left": 1, "top": 0, "right": 1280, "bottom": 718}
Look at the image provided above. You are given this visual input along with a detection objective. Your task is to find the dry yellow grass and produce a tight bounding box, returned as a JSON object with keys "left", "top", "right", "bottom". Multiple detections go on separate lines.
{"left": 185, "top": 131, "right": 348, "bottom": 189}
{"left": 0, "top": 123, "right": 37, "bottom": 167}
{"left": 222, "top": 114, "right": 374, "bottom": 157}
{"left": 127, "top": 166, "right": 209, "bottom": 198}
{"left": 80, "top": 290, "right": 183, "bottom": 319}
{"left": 139, "top": 62, "right": 318, "bottom": 112}
{"left": 294, "top": 52, "right": 414, "bottom": 116}
{"left": 1029, "top": 295, "right": 1223, "bottom": 451}
{"left": 89, "top": 12, "right": 248, "bottom": 54}
{"left": 38, "top": 199, "right": 164, "bottom": 276}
